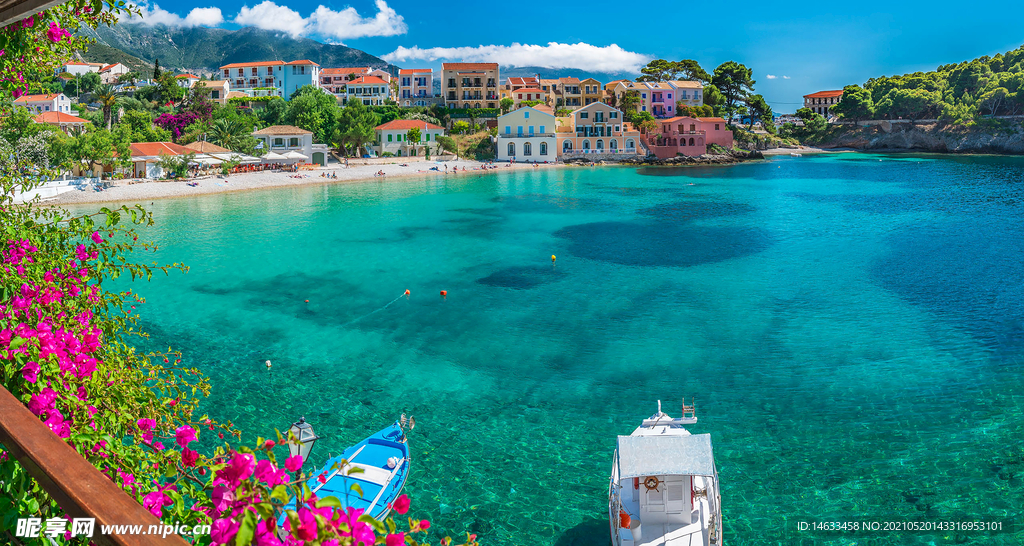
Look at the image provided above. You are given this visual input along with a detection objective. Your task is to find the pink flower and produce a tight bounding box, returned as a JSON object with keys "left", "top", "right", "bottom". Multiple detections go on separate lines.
{"left": 216, "top": 452, "right": 256, "bottom": 485}
{"left": 175, "top": 425, "right": 196, "bottom": 447}
{"left": 385, "top": 533, "right": 405, "bottom": 546}
{"left": 317, "top": 472, "right": 327, "bottom": 484}
{"left": 27, "top": 387, "right": 57, "bottom": 416}
{"left": 21, "top": 16, "right": 33, "bottom": 28}
{"left": 142, "top": 484, "right": 174, "bottom": 517}
{"left": 211, "top": 483, "right": 235, "bottom": 512}
{"left": 340, "top": 508, "right": 375, "bottom": 546}
{"left": 210, "top": 518, "right": 240, "bottom": 545}
{"left": 420, "top": 520, "right": 431, "bottom": 530}
{"left": 264, "top": 439, "right": 275, "bottom": 449}
{"left": 287, "top": 508, "right": 317, "bottom": 541}
{"left": 20, "top": 360, "right": 39, "bottom": 382}
{"left": 46, "top": 22, "right": 66, "bottom": 43}
{"left": 90, "top": 231, "right": 103, "bottom": 244}
{"left": 392, "top": 493, "right": 410, "bottom": 515}
{"left": 136, "top": 418, "right": 156, "bottom": 443}
{"left": 181, "top": 448, "right": 199, "bottom": 467}
{"left": 284, "top": 454, "right": 303, "bottom": 473}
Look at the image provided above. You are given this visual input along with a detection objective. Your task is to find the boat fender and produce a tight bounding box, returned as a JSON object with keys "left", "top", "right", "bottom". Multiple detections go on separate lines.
{"left": 619, "top": 510, "right": 631, "bottom": 529}
{"left": 387, "top": 456, "right": 400, "bottom": 469}
{"left": 633, "top": 477, "right": 639, "bottom": 490}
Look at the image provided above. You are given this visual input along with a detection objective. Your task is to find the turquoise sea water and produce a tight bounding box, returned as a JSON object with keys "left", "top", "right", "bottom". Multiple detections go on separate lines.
{"left": 107, "top": 154, "right": 1023, "bottom": 545}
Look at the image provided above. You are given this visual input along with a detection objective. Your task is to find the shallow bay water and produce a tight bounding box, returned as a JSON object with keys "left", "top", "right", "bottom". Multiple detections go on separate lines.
{"left": 103, "top": 154, "right": 1023, "bottom": 545}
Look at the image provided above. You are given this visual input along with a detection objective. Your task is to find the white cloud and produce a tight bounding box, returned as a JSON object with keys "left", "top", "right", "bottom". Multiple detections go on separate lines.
{"left": 122, "top": 3, "right": 223, "bottom": 27}
{"left": 766, "top": 74, "right": 777, "bottom": 79}
{"left": 783, "top": 75, "right": 791, "bottom": 79}
{"left": 382, "top": 42, "right": 651, "bottom": 73}
{"left": 184, "top": 7, "right": 224, "bottom": 27}
{"left": 234, "top": 0, "right": 406, "bottom": 41}
{"left": 234, "top": 1, "right": 307, "bottom": 36}
{"left": 308, "top": 0, "right": 406, "bottom": 41}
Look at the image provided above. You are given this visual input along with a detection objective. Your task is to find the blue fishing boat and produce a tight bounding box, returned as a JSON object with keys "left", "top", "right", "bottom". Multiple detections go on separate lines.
{"left": 280, "top": 420, "right": 411, "bottom": 521}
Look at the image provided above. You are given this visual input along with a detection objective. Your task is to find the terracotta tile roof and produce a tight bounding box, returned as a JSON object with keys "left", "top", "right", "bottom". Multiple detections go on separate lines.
{"left": 253, "top": 125, "right": 312, "bottom": 135}
{"left": 442, "top": 63, "right": 498, "bottom": 70}
{"left": 507, "top": 76, "right": 539, "bottom": 86}
{"left": 191, "top": 80, "right": 228, "bottom": 88}
{"left": 533, "top": 104, "right": 554, "bottom": 114}
{"left": 226, "top": 91, "right": 247, "bottom": 99}
{"left": 669, "top": 80, "right": 703, "bottom": 88}
{"left": 64, "top": 62, "right": 91, "bottom": 66}
{"left": 515, "top": 87, "right": 544, "bottom": 92}
{"left": 347, "top": 76, "right": 388, "bottom": 85}
{"left": 803, "top": 90, "right": 844, "bottom": 98}
{"left": 558, "top": 77, "right": 581, "bottom": 84}
{"left": 285, "top": 60, "right": 319, "bottom": 66}
{"left": 220, "top": 61, "right": 286, "bottom": 69}
{"left": 322, "top": 67, "right": 371, "bottom": 76}
{"left": 100, "top": 64, "right": 119, "bottom": 72}
{"left": 184, "top": 141, "right": 231, "bottom": 153}
{"left": 698, "top": 117, "right": 727, "bottom": 123}
{"left": 399, "top": 68, "right": 431, "bottom": 74}
{"left": 34, "top": 111, "right": 87, "bottom": 124}
{"left": 129, "top": 142, "right": 194, "bottom": 157}
{"left": 375, "top": 119, "right": 444, "bottom": 131}
{"left": 14, "top": 93, "right": 60, "bottom": 103}
{"left": 176, "top": 73, "right": 199, "bottom": 79}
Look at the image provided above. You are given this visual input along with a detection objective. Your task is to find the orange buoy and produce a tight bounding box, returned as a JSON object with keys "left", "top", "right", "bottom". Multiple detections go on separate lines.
{"left": 619, "top": 510, "right": 631, "bottom": 529}
{"left": 440, "top": 290, "right": 447, "bottom": 297}
{"left": 404, "top": 289, "right": 411, "bottom": 296}
{"left": 304, "top": 300, "right": 309, "bottom": 303}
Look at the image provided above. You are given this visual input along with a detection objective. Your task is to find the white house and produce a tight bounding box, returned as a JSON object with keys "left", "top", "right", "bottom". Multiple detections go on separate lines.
{"left": 127, "top": 142, "right": 194, "bottom": 179}
{"left": 176, "top": 73, "right": 200, "bottom": 88}
{"left": 60, "top": 62, "right": 100, "bottom": 76}
{"left": 190, "top": 80, "right": 230, "bottom": 106}
{"left": 496, "top": 106, "right": 557, "bottom": 162}
{"left": 252, "top": 125, "right": 330, "bottom": 166}
{"left": 339, "top": 75, "right": 392, "bottom": 106}
{"left": 14, "top": 93, "right": 72, "bottom": 114}
{"left": 374, "top": 119, "right": 445, "bottom": 157}
{"left": 99, "top": 63, "right": 131, "bottom": 83}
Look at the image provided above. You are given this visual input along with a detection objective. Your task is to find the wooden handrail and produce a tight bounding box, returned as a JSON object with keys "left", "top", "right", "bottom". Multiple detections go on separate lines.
{"left": 0, "top": 387, "right": 190, "bottom": 545}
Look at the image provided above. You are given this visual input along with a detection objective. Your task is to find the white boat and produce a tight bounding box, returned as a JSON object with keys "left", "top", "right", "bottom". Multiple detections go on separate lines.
{"left": 608, "top": 400, "right": 722, "bottom": 546}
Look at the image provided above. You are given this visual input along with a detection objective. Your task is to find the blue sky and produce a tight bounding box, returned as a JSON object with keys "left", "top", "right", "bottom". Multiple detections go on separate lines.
{"left": 127, "top": 0, "right": 1024, "bottom": 113}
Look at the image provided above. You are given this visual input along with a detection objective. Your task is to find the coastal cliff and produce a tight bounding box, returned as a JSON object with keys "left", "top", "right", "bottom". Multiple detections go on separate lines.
{"left": 817, "top": 122, "right": 1024, "bottom": 154}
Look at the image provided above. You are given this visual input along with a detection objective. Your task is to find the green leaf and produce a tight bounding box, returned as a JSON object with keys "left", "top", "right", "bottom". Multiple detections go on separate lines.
{"left": 358, "top": 513, "right": 386, "bottom": 534}
{"left": 314, "top": 496, "right": 341, "bottom": 509}
{"left": 9, "top": 337, "right": 26, "bottom": 350}
{"left": 233, "top": 510, "right": 257, "bottom": 546}
{"left": 270, "top": 485, "right": 289, "bottom": 505}
{"left": 349, "top": 482, "right": 363, "bottom": 497}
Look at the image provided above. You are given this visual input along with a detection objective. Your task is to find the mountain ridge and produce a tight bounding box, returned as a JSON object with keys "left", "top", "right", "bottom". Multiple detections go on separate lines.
{"left": 78, "top": 24, "right": 390, "bottom": 76}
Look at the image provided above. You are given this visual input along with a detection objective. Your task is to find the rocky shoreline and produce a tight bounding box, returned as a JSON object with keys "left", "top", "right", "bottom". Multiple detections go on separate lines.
{"left": 576, "top": 148, "right": 765, "bottom": 167}
{"left": 818, "top": 122, "right": 1024, "bottom": 154}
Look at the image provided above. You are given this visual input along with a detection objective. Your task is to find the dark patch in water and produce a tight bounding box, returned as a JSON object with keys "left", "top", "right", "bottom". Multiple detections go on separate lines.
{"left": 640, "top": 200, "right": 757, "bottom": 221}
{"left": 872, "top": 219, "right": 1024, "bottom": 357}
{"left": 554, "top": 221, "right": 770, "bottom": 267}
{"left": 476, "top": 266, "right": 561, "bottom": 289}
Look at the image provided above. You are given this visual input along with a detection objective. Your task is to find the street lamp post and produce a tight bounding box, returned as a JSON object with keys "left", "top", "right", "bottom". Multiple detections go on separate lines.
{"left": 286, "top": 417, "right": 320, "bottom": 474}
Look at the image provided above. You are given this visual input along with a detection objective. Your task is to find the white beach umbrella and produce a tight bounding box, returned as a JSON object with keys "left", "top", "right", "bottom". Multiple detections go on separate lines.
{"left": 283, "top": 151, "right": 309, "bottom": 161}
{"left": 262, "top": 152, "right": 287, "bottom": 162}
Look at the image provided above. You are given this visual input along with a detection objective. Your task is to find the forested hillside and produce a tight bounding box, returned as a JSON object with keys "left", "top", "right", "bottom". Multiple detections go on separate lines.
{"left": 832, "top": 45, "right": 1024, "bottom": 123}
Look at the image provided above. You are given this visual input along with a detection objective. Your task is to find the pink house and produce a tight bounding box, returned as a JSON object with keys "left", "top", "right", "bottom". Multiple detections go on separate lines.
{"left": 644, "top": 116, "right": 733, "bottom": 158}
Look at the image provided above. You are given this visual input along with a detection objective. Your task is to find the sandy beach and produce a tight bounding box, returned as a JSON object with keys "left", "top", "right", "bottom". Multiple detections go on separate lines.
{"left": 761, "top": 145, "right": 856, "bottom": 155}
{"left": 48, "top": 159, "right": 562, "bottom": 206}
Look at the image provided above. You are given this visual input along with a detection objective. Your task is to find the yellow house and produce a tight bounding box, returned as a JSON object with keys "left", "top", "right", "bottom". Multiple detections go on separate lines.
{"left": 556, "top": 102, "right": 643, "bottom": 157}
{"left": 581, "top": 78, "right": 603, "bottom": 105}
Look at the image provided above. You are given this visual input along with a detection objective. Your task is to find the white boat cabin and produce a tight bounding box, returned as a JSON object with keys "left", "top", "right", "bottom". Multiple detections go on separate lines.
{"left": 609, "top": 403, "right": 722, "bottom": 546}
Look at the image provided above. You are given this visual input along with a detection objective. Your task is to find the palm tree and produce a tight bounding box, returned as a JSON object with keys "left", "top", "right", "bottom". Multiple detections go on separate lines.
{"left": 92, "top": 84, "right": 121, "bottom": 131}
{"left": 208, "top": 118, "right": 246, "bottom": 150}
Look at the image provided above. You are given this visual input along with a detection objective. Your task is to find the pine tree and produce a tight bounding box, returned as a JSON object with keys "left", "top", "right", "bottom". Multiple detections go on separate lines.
{"left": 153, "top": 59, "right": 161, "bottom": 80}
